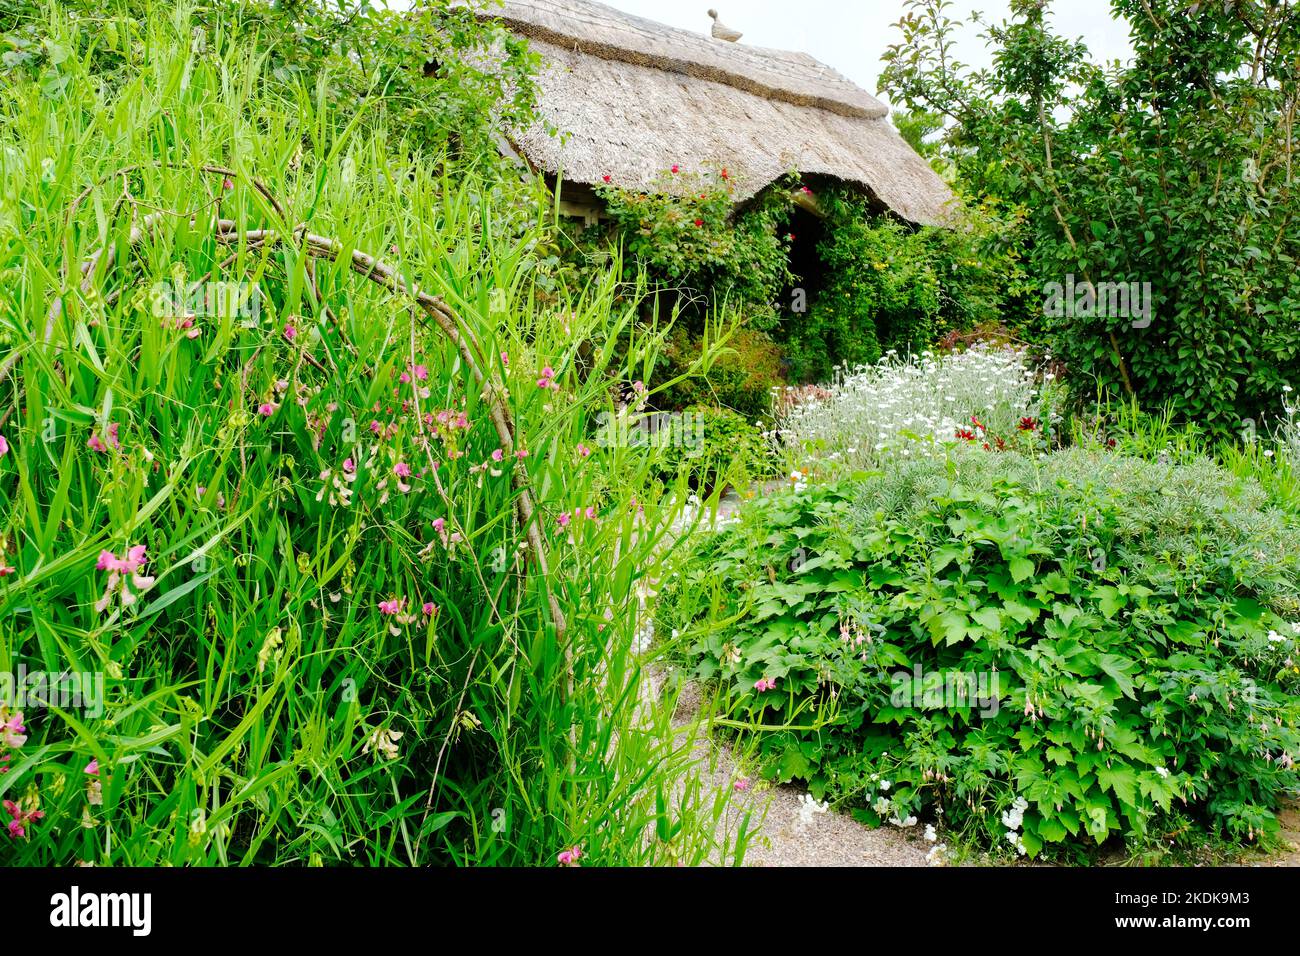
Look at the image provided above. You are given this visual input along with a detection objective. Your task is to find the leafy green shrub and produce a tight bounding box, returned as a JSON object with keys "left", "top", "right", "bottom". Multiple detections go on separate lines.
{"left": 653, "top": 405, "right": 774, "bottom": 497}
{"left": 664, "top": 447, "right": 1300, "bottom": 857}
{"left": 783, "top": 189, "right": 1023, "bottom": 383}
{"left": 0, "top": 0, "right": 540, "bottom": 175}
{"left": 655, "top": 325, "right": 783, "bottom": 418}
{"left": 591, "top": 167, "right": 796, "bottom": 332}
{"left": 881, "top": 0, "right": 1300, "bottom": 435}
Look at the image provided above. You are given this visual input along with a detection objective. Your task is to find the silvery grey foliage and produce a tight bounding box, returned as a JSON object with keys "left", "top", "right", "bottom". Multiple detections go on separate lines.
{"left": 776, "top": 345, "right": 1060, "bottom": 473}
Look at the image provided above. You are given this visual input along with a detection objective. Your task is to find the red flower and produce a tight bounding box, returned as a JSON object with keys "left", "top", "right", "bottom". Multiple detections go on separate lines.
{"left": 694, "top": 219, "right": 703, "bottom": 227}
{"left": 1018, "top": 417, "right": 1038, "bottom": 432}
{"left": 955, "top": 428, "right": 976, "bottom": 441}
{"left": 671, "top": 164, "right": 679, "bottom": 173}
{"left": 971, "top": 414, "right": 984, "bottom": 429}
{"left": 720, "top": 168, "right": 729, "bottom": 180}
{"left": 602, "top": 174, "right": 612, "bottom": 183}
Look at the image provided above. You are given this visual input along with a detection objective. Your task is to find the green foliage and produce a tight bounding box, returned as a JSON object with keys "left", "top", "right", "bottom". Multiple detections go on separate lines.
{"left": 653, "top": 404, "right": 774, "bottom": 497}
{"left": 881, "top": 0, "right": 1300, "bottom": 435}
{"left": 0, "top": 1, "right": 751, "bottom": 866}
{"left": 783, "top": 188, "right": 1024, "bottom": 383}
{"left": 590, "top": 166, "right": 797, "bottom": 331}
{"left": 891, "top": 108, "right": 947, "bottom": 171}
{"left": 0, "top": 0, "right": 541, "bottom": 175}
{"left": 655, "top": 326, "right": 783, "bottom": 418}
{"left": 665, "top": 447, "right": 1300, "bottom": 857}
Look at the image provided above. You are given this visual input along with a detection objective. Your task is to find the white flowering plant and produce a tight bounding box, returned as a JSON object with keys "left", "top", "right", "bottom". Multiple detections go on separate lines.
{"left": 1274, "top": 388, "right": 1300, "bottom": 465}
{"left": 776, "top": 345, "right": 1061, "bottom": 476}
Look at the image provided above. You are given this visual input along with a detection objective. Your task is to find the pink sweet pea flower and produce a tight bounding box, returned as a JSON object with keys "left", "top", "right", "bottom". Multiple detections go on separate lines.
{"left": 378, "top": 598, "right": 403, "bottom": 615}
{"left": 258, "top": 402, "right": 277, "bottom": 417}
{"left": 557, "top": 846, "right": 582, "bottom": 865}
{"left": 0, "top": 434, "right": 8, "bottom": 457}
{"left": 84, "top": 759, "right": 99, "bottom": 776}
{"left": 94, "top": 545, "right": 155, "bottom": 613}
{"left": 4, "top": 799, "right": 43, "bottom": 840}
{"left": 393, "top": 462, "right": 412, "bottom": 493}
{"left": 422, "top": 602, "right": 437, "bottom": 616}
{"left": 556, "top": 512, "right": 571, "bottom": 528}
{"left": 1, "top": 711, "right": 26, "bottom": 749}
{"left": 491, "top": 448, "right": 504, "bottom": 463}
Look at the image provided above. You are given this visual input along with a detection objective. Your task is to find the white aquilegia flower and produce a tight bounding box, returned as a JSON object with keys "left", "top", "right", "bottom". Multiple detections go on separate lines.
{"left": 924, "top": 824, "right": 938, "bottom": 843}
{"left": 796, "top": 792, "right": 829, "bottom": 830}
{"left": 1000, "top": 795, "right": 1029, "bottom": 832}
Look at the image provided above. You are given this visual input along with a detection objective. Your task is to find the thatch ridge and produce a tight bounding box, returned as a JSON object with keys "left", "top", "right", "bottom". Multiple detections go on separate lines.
{"left": 486, "top": 0, "right": 887, "bottom": 120}
{"left": 473, "top": 0, "right": 956, "bottom": 226}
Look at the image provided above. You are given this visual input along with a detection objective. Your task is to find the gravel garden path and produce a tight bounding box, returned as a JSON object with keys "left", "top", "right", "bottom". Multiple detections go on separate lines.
{"left": 667, "top": 678, "right": 933, "bottom": 867}
{"left": 652, "top": 486, "right": 933, "bottom": 867}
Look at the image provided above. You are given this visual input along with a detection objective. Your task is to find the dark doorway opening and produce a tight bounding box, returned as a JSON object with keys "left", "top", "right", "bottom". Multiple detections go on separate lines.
{"left": 778, "top": 204, "right": 829, "bottom": 381}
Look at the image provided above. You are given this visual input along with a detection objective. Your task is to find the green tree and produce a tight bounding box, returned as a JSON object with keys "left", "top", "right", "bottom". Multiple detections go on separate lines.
{"left": 882, "top": 0, "right": 1300, "bottom": 436}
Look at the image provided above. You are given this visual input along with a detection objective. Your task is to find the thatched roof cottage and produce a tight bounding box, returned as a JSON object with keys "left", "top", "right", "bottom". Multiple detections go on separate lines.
{"left": 472, "top": 0, "right": 954, "bottom": 227}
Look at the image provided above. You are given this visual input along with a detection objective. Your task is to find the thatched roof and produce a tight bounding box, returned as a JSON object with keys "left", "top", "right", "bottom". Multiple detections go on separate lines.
{"left": 475, "top": 0, "right": 955, "bottom": 225}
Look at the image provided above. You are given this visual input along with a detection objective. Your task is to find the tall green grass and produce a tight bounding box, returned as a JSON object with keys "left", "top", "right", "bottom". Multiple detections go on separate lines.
{"left": 0, "top": 2, "right": 752, "bottom": 865}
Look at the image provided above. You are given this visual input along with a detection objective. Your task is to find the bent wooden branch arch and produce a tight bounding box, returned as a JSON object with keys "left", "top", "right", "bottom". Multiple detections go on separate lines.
{"left": 36, "top": 169, "right": 567, "bottom": 642}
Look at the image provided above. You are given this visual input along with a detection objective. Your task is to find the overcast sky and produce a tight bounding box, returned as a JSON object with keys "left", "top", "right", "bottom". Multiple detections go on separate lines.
{"left": 497, "top": 0, "right": 1136, "bottom": 107}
